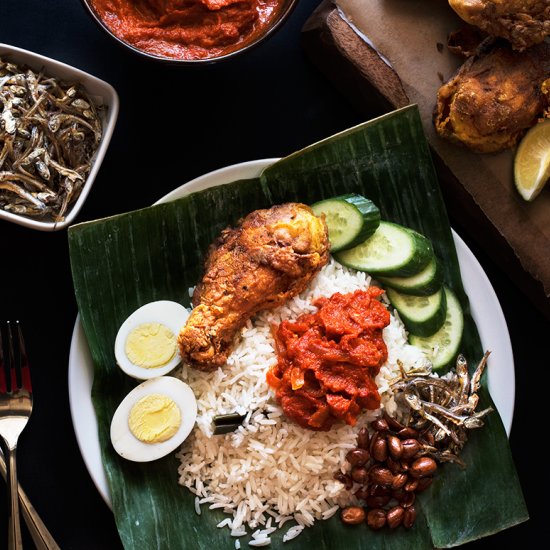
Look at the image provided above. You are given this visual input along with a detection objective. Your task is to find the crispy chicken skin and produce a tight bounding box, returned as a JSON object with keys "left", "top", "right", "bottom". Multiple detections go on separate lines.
{"left": 449, "top": 0, "right": 550, "bottom": 51}
{"left": 178, "top": 203, "right": 330, "bottom": 371}
{"left": 434, "top": 39, "right": 550, "bottom": 153}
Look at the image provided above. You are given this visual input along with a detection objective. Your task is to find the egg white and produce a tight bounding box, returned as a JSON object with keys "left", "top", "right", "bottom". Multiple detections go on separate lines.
{"left": 110, "top": 376, "right": 197, "bottom": 462}
{"left": 114, "top": 300, "right": 189, "bottom": 379}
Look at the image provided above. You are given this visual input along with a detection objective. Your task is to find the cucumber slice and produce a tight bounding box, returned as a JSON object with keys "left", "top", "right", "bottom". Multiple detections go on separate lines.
{"left": 409, "top": 286, "right": 464, "bottom": 371}
{"left": 387, "top": 287, "right": 447, "bottom": 337}
{"left": 335, "top": 221, "right": 433, "bottom": 277}
{"left": 311, "top": 194, "right": 380, "bottom": 252}
{"left": 377, "top": 257, "right": 443, "bottom": 296}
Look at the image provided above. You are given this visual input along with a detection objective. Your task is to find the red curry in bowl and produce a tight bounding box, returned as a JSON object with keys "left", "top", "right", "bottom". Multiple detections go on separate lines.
{"left": 89, "top": 0, "right": 285, "bottom": 60}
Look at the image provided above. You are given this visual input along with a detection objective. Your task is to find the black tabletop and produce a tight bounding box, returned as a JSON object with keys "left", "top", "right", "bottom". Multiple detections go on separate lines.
{"left": 0, "top": 1, "right": 543, "bottom": 548}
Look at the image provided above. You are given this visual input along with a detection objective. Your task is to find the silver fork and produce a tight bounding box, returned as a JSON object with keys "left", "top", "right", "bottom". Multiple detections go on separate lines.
{"left": 0, "top": 450, "right": 60, "bottom": 550}
{"left": 0, "top": 321, "right": 33, "bottom": 550}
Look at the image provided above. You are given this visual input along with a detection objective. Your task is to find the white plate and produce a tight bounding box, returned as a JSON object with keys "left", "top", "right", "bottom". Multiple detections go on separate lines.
{"left": 68, "top": 159, "right": 515, "bottom": 507}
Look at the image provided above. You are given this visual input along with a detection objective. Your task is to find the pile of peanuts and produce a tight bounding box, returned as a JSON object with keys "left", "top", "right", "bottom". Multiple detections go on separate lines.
{"left": 336, "top": 415, "right": 438, "bottom": 530}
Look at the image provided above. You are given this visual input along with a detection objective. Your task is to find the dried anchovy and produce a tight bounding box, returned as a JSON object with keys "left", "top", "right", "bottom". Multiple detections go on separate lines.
{"left": 0, "top": 57, "right": 103, "bottom": 222}
{"left": 389, "top": 352, "right": 493, "bottom": 468}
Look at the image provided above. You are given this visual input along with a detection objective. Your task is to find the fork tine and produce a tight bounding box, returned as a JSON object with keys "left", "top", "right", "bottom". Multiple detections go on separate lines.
{"left": 16, "top": 322, "right": 32, "bottom": 393}
{"left": 0, "top": 328, "right": 6, "bottom": 394}
{"left": 7, "top": 321, "right": 18, "bottom": 393}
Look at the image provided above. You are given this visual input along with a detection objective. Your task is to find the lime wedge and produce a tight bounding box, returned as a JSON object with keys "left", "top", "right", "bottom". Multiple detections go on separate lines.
{"left": 514, "top": 119, "right": 550, "bottom": 201}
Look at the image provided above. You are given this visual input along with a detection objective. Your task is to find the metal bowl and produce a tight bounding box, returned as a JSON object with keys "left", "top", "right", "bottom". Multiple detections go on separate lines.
{"left": 79, "top": 0, "right": 299, "bottom": 64}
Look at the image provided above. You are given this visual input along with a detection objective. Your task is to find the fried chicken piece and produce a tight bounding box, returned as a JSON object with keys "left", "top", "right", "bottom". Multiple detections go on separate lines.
{"left": 434, "top": 39, "right": 550, "bottom": 153}
{"left": 178, "top": 203, "right": 330, "bottom": 371}
{"left": 447, "top": 26, "right": 488, "bottom": 58}
{"left": 448, "top": 0, "right": 550, "bottom": 51}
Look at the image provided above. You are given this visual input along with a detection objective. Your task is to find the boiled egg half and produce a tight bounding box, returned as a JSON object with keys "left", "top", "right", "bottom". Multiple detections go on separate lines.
{"left": 114, "top": 300, "right": 189, "bottom": 379}
{"left": 110, "top": 376, "right": 197, "bottom": 462}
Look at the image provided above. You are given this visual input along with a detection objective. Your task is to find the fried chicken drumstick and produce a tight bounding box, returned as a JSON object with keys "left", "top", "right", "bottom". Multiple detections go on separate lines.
{"left": 178, "top": 203, "right": 330, "bottom": 371}
{"left": 449, "top": 0, "right": 550, "bottom": 51}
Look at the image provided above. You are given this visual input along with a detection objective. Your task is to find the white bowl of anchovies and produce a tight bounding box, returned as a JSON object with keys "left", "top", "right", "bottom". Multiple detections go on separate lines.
{"left": 0, "top": 43, "right": 119, "bottom": 231}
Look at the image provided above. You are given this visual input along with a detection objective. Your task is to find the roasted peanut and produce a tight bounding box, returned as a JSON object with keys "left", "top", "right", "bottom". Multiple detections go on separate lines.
{"left": 383, "top": 412, "right": 404, "bottom": 431}
{"left": 366, "top": 509, "right": 386, "bottom": 530}
{"left": 369, "top": 466, "right": 394, "bottom": 487}
{"left": 401, "top": 438, "right": 421, "bottom": 460}
{"left": 346, "top": 448, "right": 370, "bottom": 466}
{"left": 370, "top": 484, "right": 391, "bottom": 497}
{"left": 400, "top": 491, "right": 416, "bottom": 508}
{"left": 391, "top": 472, "right": 408, "bottom": 490}
{"left": 416, "top": 476, "right": 433, "bottom": 493}
{"left": 421, "top": 430, "right": 435, "bottom": 446}
{"left": 351, "top": 466, "right": 369, "bottom": 484}
{"left": 372, "top": 437, "right": 388, "bottom": 462}
{"left": 371, "top": 418, "right": 389, "bottom": 432}
{"left": 404, "top": 478, "right": 419, "bottom": 492}
{"left": 339, "top": 417, "right": 440, "bottom": 532}
{"left": 333, "top": 471, "right": 353, "bottom": 490}
{"left": 397, "top": 427, "right": 419, "bottom": 439}
{"left": 366, "top": 495, "right": 391, "bottom": 508}
{"left": 386, "top": 456, "right": 403, "bottom": 474}
{"left": 341, "top": 506, "right": 366, "bottom": 525}
{"left": 357, "top": 427, "right": 370, "bottom": 450}
{"left": 387, "top": 435, "right": 403, "bottom": 460}
{"left": 410, "top": 456, "right": 437, "bottom": 478}
{"left": 403, "top": 505, "right": 416, "bottom": 528}
{"left": 386, "top": 505, "right": 405, "bottom": 529}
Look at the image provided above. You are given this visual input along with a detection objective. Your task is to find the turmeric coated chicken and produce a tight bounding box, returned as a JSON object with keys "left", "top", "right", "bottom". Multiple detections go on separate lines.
{"left": 448, "top": 0, "right": 550, "bottom": 51}
{"left": 178, "top": 203, "right": 330, "bottom": 371}
{"left": 434, "top": 39, "right": 550, "bottom": 153}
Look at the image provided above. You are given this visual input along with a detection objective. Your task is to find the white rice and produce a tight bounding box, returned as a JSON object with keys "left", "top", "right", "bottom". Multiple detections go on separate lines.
{"left": 177, "top": 258, "right": 429, "bottom": 544}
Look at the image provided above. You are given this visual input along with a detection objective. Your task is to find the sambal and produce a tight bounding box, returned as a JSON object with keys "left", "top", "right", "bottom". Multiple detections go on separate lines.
{"left": 267, "top": 288, "right": 390, "bottom": 431}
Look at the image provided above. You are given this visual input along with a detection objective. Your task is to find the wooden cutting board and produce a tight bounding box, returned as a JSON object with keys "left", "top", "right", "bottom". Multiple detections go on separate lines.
{"left": 302, "top": 0, "right": 550, "bottom": 319}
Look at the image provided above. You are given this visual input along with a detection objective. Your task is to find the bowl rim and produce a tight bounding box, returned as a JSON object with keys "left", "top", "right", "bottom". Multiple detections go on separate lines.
{"left": 78, "top": 0, "right": 299, "bottom": 65}
{"left": 0, "top": 42, "right": 119, "bottom": 231}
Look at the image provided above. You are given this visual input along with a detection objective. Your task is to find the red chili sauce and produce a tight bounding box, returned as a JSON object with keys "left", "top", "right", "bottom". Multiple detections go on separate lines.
{"left": 267, "top": 288, "right": 390, "bottom": 432}
{"left": 91, "top": 0, "right": 281, "bottom": 60}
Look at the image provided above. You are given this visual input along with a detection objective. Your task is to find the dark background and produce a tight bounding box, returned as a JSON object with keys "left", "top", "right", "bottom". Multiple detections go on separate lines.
{"left": 0, "top": 0, "right": 544, "bottom": 548}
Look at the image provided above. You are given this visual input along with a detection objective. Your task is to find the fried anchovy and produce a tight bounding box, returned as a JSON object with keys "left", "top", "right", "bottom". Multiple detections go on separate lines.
{"left": 389, "top": 352, "right": 494, "bottom": 468}
{"left": 0, "top": 56, "right": 103, "bottom": 222}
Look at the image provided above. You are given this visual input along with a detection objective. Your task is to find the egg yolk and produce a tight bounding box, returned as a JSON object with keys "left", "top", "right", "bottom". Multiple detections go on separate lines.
{"left": 128, "top": 393, "right": 181, "bottom": 444}
{"left": 125, "top": 323, "right": 176, "bottom": 368}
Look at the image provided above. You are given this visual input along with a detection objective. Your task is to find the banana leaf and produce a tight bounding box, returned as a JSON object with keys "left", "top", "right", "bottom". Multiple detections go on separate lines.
{"left": 68, "top": 105, "right": 527, "bottom": 549}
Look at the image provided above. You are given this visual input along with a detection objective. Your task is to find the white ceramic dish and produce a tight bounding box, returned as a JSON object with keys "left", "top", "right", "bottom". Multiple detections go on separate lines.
{"left": 68, "top": 159, "right": 515, "bottom": 506}
{"left": 0, "top": 43, "right": 119, "bottom": 231}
